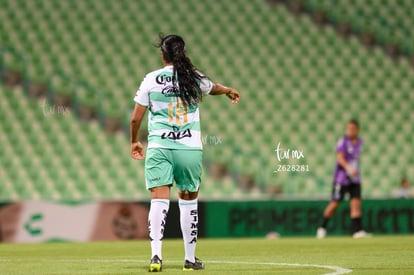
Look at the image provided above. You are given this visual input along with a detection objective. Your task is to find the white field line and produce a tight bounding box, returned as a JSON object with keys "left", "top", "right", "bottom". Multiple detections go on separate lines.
{"left": 208, "top": 260, "right": 352, "bottom": 275}
{"left": 0, "top": 258, "right": 352, "bottom": 275}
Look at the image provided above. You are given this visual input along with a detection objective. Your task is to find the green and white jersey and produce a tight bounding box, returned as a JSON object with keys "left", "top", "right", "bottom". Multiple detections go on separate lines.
{"left": 134, "top": 65, "right": 213, "bottom": 150}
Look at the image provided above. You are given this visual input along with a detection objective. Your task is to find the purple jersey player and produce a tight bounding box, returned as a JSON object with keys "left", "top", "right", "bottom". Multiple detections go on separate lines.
{"left": 333, "top": 134, "right": 362, "bottom": 186}
{"left": 317, "top": 120, "right": 370, "bottom": 239}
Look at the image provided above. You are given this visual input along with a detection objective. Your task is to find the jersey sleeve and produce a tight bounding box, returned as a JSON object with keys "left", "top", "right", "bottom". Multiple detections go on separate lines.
{"left": 336, "top": 137, "right": 346, "bottom": 153}
{"left": 199, "top": 76, "right": 213, "bottom": 96}
{"left": 133, "top": 75, "right": 151, "bottom": 106}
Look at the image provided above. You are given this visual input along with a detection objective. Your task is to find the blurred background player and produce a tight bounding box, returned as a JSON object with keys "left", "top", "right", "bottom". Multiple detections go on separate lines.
{"left": 130, "top": 34, "right": 240, "bottom": 272}
{"left": 394, "top": 178, "right": 412, "bottom": 199}
{"left": 317, "top": 119, "right": 370, "bottom": 239}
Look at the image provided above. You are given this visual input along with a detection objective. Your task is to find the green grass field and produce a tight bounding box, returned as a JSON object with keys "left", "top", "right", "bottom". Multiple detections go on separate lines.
{"left": 1, "top": 236, "right": 414, "bottom": 274}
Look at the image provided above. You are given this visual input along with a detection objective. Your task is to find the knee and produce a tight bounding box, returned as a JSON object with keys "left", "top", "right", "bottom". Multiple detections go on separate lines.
{"left": 350, "top": 199, "right": 361, "bottom": 208}
{"left": 150, "top": 186, "right": 171, "bottom": 199}
{"left": 178, "top": 190, "right": 198, "bottom": 200}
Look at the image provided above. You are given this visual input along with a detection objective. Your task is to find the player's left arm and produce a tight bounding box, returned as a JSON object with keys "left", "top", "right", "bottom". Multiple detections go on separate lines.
{"left": 130, "top": 103, "right": 147, "bottom": 160}
{"left": 210, "top": 83, "right": 240, "bottom": 104}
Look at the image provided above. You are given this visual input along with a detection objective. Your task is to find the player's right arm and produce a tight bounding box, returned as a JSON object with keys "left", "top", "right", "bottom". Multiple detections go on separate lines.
{"left": 130, "top": 103, "right": 147, "bottom": 160}
{"left": 130, "top": 74, "right": 150, "bottom": 160}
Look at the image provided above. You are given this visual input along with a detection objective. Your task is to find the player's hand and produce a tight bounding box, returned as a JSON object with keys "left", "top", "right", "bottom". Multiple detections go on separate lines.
{"left": 131, "top": 141, "right": 145, "bottom": 160}
{"left": 226, "top": 88, "right": 240, "bottom": 104}
{"left": 346, "top": 166, "right": 358, "bottom": 177}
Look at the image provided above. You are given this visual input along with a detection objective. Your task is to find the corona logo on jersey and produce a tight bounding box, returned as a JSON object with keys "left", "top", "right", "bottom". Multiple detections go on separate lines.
{"left": 155, "top": 73, "right": 174, "bottom": 85}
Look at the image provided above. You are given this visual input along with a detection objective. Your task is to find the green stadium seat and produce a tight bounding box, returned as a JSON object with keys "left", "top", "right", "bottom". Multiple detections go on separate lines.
{"left": 0, "top": 0, "right": 412, "bottom": 199}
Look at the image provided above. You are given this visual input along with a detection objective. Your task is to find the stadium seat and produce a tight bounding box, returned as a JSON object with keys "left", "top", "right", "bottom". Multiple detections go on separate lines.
{"left": 0, "top": 0, "right": 413, "bottom": 199}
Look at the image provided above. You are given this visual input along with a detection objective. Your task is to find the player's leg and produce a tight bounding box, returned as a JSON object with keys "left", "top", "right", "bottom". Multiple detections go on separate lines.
{"left": 349, "top": 184, "right": 370, "bottom": 238}
{"left": 317, "top": 201, "right": 340, "bottom": 238}
{"left": 317, "top": 184, "right": 344, "bottom": 238}
{"left": 178, "top": 189, "right": 204, "bottom": 270}
{"left": 145, "top": 149, "right": 174, "bottom": 272}
{"left": 149, "top": 186, "right": 170, "bottom": 269}
{"left": 173, "top": 150, "right": 204, "bottom": 271}
{"left": 323, "top": 200, "right": 340, "bottom": 219}
{"left": 350, "top": 197, "right": 361, "bottom": 233}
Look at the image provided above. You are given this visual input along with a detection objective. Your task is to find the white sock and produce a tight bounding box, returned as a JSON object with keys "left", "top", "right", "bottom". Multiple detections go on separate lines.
{"left": 179, "top": 198, "right": 198, "bottom": 262}
{"left": 148, "top": 199, "right": 170, "bottom": 260}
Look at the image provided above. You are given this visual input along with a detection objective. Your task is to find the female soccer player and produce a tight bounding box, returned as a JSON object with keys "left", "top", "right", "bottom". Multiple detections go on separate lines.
{"left": 316, "top": 119, "right": 370, "bottom": 239}
{"left": 130, "top": 34, "right": 240, "bottom": 272}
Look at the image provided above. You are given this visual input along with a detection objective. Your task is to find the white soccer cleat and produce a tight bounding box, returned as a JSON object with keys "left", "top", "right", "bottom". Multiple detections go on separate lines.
{"left": 316, "top": 227, "right": 327, "bottom": 239}
{"left": 353, "top": 230, "right": 372, "bottom": 239}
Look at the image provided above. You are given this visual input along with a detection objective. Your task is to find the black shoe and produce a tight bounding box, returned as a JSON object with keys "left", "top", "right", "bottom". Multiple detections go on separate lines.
{"left": 183, "top": 257, "right": 205, "bottom": 271}
{"left": 149, "top": 255, "right": 162, "bottom": 272}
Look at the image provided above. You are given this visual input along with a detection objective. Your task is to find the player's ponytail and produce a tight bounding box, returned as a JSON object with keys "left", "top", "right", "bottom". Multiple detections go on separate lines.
{"left": 158, "top": 34, "right": 203, "bottom": 105}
